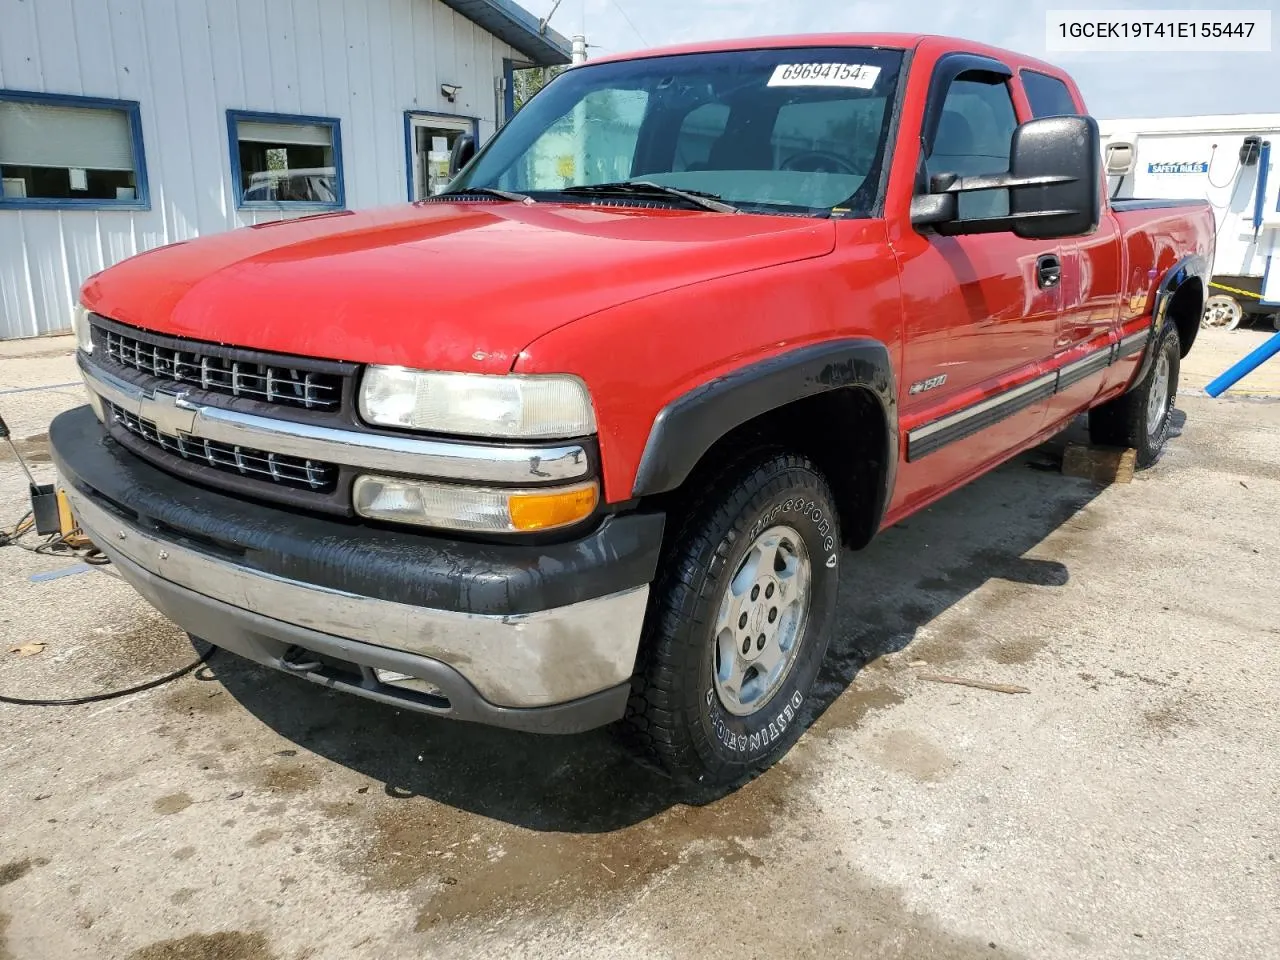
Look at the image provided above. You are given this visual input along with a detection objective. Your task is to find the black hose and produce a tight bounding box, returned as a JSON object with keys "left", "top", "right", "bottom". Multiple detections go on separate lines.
{"left": 0, "top": 643, "right": 217, "bottom": 707}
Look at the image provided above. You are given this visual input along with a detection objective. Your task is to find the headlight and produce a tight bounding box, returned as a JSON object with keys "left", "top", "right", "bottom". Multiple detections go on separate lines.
{"left": 353, "top": 475, "right": 599, "bottom": 533}
{"left": 359, "top": 367, "right": 595, "bottom": 439}
{"left": 72, "top": 304, "right": 93, "bottom": 354}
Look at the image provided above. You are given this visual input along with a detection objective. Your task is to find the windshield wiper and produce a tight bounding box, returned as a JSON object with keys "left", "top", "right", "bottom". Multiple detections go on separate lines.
{"left": 559, "top": 181, "right": 738, "bottom": 213}
{"left": 444, "top": 186, "right": 536, "bottom": 203}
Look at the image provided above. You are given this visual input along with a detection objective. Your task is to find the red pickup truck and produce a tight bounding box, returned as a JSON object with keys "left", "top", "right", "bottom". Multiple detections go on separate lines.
{"left": 52, "top": 33, "right": 1213, "bottom": 785}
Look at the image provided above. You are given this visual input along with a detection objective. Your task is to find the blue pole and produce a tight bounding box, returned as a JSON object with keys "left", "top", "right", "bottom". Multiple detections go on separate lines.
{"left": 1205, "top": 328, "right": 1280, "bottom": 396}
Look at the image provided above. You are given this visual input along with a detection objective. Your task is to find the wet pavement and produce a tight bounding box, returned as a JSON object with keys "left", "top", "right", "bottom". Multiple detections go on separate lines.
{"left": 2, "top": 336, "right": 1278, "bottom": 959}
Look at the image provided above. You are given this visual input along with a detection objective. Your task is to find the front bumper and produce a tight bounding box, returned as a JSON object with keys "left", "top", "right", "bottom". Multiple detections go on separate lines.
{"left": 50, "top": 407, "right": 664, "bottom": 733}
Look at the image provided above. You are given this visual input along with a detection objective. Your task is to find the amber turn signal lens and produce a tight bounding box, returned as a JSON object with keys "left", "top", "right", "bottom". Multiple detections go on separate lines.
{"left": 508, "top": 482, "right": 599, "bottom": 531}
{"left": 353, "top": 476, "right": 599, "bottom": 533}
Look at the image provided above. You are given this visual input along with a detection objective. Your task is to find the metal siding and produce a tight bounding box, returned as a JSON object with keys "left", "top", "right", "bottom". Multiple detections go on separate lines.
{"left": 368, "top": 0, "right": 401, "bottom": 209}
{"left": 413, "top": 0, "right": 440, "bottom": 113}
{"left": 0, "top": 0, "right": 520, "bottom": 339}
{"left": 293, "top": 0, "right": 331, "bottom": 116}
{"left": 434, "top": 5, "right": 458, "bottom": 124}
{"left": 266, "top": 1, "right": 303, "bottom": 116}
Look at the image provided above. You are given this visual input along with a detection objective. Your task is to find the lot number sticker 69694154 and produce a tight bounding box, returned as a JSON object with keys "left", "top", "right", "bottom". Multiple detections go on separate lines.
{"left": 767, "top": 63, "right": 881, "bottom": 89}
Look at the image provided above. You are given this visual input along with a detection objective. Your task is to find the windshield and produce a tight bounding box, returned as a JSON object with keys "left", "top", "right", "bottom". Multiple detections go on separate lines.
{"left": 449, "top": 46, "right": 906, "bottom": 216}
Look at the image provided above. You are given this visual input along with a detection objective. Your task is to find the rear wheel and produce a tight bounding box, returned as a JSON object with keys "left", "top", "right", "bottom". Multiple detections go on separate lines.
{"left": 1088, "top": 324, "right": 1180, "bottom": 466}
{"left": 623, "top": 451, "right": 840, "bottom": 785}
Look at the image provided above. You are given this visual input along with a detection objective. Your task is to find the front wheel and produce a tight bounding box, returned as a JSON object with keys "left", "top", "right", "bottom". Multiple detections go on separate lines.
{"left": 623, "top": 452, "right": 841, "bottom": 785}
{"left": 1088, "top": 323, "right": 1180, "bottom": 466}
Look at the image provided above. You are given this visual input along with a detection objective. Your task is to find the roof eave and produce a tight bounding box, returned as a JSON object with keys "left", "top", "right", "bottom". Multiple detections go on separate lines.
{"left": 438, "top": 0, "right": 572, "bottom": 66}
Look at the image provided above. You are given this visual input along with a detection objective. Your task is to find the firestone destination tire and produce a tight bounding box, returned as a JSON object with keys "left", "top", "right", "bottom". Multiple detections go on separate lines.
{"left": 623, "top": 451, "right": 840, "bottom": 785}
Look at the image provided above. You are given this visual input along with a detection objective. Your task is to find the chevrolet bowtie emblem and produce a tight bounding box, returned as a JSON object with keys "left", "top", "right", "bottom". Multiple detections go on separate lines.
{"left": 145, "top": 387, "right": 199, "bottom": 436}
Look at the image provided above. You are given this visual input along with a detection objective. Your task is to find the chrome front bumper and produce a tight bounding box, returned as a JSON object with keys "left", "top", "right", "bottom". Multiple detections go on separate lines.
{"left": 64, "top": 483, "right": 649, "bottom": 715}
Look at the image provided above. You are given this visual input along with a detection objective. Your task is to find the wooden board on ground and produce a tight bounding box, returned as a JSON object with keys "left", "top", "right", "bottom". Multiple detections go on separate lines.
{"left": 1062, "top": 443, "right": 1137, "bottom": 484}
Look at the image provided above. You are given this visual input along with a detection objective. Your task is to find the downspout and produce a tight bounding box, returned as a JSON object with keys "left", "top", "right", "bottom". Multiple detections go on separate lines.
{"left": 1252, "top": 140, "right": 1271, "bottom": 239}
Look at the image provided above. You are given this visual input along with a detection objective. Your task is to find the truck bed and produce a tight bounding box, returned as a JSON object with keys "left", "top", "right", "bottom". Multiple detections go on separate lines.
{"left": 1109, "top": 197, "right": 1216, "bottom": 355}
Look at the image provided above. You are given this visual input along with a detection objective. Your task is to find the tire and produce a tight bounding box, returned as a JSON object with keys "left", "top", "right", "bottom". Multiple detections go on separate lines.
{"left": 1088, "top": 323, "right": 1180, "bottom": 467}
{"left": 623, "top": 451, "right": 841, "bottom": 786}
{"left": 1201, "top": 294, "right": 1243, "bottom": 330}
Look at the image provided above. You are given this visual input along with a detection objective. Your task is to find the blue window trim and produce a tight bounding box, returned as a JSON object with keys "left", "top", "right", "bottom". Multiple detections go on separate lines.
{"left": 227, "top": 109, "right": 345, "bottom": 212}
{"left": 402, "top": 111, "right": 480, "bottom": 201}
{"left": 502, "top": 59, "right": 516, "bottom": 125}
{"left": 0, "top": 88, "right": 150, "bottom": 211}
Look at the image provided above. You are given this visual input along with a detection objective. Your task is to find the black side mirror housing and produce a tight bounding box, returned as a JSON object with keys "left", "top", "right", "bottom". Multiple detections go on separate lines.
{"left": 909, "top": 191, "right": 957, "bottom": 226}
{"left": 448, "top": 134, "right": 476, "bottom": 178}
{"left": 1007, "top": 115, "right": 1102, "bottom": 239}
{"left": 912, "top": 115, "right": 1102, "bottom": 240}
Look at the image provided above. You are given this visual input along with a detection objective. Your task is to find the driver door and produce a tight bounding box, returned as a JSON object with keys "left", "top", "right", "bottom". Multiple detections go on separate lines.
{"left": 890, "top": 65, "right": 1064, "bottom": 516}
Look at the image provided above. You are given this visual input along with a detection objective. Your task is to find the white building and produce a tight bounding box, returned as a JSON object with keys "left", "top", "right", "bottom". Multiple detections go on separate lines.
{"left": 0, "top": 0, "right": 569, "bottom": 340}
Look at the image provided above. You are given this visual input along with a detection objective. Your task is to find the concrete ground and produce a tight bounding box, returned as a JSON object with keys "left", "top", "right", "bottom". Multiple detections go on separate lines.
{"left": 1, "top": 329, "right": 1278, "bottom": 960}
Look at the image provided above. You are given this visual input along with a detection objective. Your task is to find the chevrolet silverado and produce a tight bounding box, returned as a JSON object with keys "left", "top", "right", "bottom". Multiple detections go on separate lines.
{"left": 51, "top": 34, "right": 1214, "bottom": 785}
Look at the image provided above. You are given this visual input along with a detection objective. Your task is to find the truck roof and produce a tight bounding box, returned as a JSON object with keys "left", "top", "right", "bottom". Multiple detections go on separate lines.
{"left": 585, "top": 33, "right": 1069, "bottom": 77}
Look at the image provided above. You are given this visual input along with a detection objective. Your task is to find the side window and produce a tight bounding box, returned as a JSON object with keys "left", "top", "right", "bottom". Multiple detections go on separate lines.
{"left": 928, "top": 76, "right": 1017, "bottom": 219}
{"left": 1022, "top": 71, "right": 1079, "bottom": 119}
{"left": 673, "top": 102, "right": 729, "bottom": 172}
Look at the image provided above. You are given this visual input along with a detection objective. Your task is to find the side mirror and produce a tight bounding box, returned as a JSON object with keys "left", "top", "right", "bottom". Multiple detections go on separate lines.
{"left": 912, "top": 115, "right": 1102, "bottom": 240}
{"left": 448, "top": 134, "right": 476, "bottom": 178}
{"left": 909, "top": 191, "right": 957, "bottom": 226}
{"left": 1007, "top": 115, "right": 1102, "bottom": 239}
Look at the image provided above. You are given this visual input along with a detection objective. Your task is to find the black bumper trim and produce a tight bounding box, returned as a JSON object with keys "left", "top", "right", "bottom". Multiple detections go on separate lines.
{"left": 51, "top": 406, "right": 664, "bottom": 617}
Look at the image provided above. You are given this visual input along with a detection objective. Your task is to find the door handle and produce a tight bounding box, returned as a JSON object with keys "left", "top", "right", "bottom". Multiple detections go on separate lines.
{"left": 1036, "top": 254, "right": 1061, "bottom": 290}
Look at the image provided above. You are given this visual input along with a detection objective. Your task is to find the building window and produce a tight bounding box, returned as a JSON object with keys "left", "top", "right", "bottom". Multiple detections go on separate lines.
{"left": 405, "top": 113, "right": 478, "bottom": 200}
{"left": 0, "top": 90, "right": 148, "bottom": 209}
{"left": 227, "top": 111, "right": 343, "bottom": 209}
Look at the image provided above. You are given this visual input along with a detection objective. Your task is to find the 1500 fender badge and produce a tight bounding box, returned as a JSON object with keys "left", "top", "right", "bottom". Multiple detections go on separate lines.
{"left": 909, "top": 374, "right": 947, "bottom": 395}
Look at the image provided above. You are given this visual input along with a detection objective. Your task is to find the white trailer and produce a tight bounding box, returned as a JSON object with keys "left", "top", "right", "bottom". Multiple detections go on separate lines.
{"left": 1100, "top": 114, "right": 1280, "bottom": 329}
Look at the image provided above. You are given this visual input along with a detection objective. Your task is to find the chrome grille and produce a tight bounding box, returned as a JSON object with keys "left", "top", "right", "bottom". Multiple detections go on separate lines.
{"left": 107, "top": 402, "right": 337, "bottom": 492}
{"left": 101, "top": 327, "right": 342, "bottom": 411}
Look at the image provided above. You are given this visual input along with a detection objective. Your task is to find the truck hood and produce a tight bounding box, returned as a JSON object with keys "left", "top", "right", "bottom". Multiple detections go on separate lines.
{"left": 82, "top": 201, "right": 836, "bottom": 374}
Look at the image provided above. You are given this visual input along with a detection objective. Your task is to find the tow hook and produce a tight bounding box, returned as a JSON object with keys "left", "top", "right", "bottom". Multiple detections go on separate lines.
{"left": 279, "top": 646, "right": 322, "bottom": 673}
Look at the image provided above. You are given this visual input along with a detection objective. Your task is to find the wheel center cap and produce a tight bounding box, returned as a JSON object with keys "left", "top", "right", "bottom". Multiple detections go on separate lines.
{"left": 749, "top": 602, "right": 767, "bottom": 635}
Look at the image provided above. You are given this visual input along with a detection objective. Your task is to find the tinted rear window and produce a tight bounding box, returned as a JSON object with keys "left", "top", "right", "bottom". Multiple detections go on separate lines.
{"left": 1022, "top": 71, "right": 1078, "bottom": 118}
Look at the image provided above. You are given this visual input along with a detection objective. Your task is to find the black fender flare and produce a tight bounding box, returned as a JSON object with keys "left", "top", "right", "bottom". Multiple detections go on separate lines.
{"left": 1134, "top": 253, "right": 1208, "bottom": 385}
{"left": 631, "top": 338, "right": 898, "bottom": 534}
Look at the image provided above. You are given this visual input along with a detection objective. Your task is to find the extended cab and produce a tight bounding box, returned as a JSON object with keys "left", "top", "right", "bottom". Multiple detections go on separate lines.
{"left": 51, "top": 34, "right": 1213, "bottom": 784}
